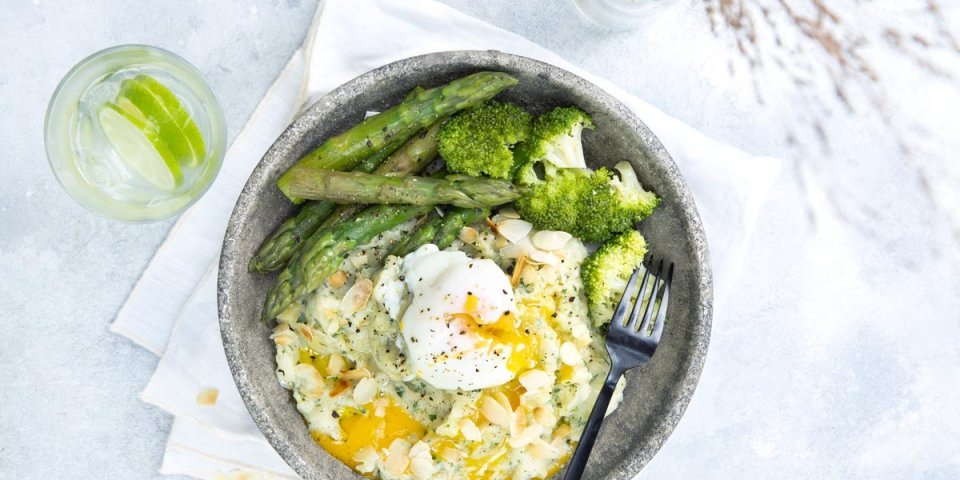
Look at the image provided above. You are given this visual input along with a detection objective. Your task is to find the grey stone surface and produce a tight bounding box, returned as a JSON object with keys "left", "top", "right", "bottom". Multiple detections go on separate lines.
{"left": 2, "top": 1, "right": 959, "bottom": 480}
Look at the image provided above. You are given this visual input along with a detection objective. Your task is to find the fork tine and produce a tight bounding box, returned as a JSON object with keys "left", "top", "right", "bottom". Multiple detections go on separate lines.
{"left": 650, "top": 263, "right": 673, "bottom": 342}
{"left": 611, "top": 266, "right": 641, "bottom": 328}
{"left": 638, "top": 259, "right": 664, "bottom": 335}
{"left": 625, "top": 263, "right": 653, "bottom": 330}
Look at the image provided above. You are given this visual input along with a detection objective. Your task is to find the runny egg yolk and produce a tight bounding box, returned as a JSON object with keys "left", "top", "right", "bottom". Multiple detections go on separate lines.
{"left": 459, "top": 294, "right": 536, "bottom": 374}
{"left": 312, "top": 400, "right": 425, "bottom": 470}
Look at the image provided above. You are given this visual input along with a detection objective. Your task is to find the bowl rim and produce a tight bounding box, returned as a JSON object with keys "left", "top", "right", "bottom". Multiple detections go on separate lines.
{"left": 219, "top": 50, "right": 712, "bottom": 479}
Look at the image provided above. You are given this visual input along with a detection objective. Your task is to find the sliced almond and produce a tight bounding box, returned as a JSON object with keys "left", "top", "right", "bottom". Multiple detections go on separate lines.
{"left": 498, "top": 207, "right": 521, "bottom": 219}
{"left": 341, "top": 367, "right": 372, "bottom": 380}
{"left": 531, "top": 230, "right": 573, "bottom": 251}
{"left": 480, "top": 395, "right": 511, "bottom": 427}
{"left": 352, "top": 377, "right": 377, "bottom": 404}
{"left": 559, "top": 342, "right": 582, "bottom": 366}
{"left": 293, "top": 363, "right": 324, "bottom": 386}
{"left": 440, "top": 446, "right": 463, "bottom": 462}
{"left": 272, "top": 333, "right": 294, "bottom": 347}
{"left": 494, "top": 236, "right": 509, "bottom": 248}
{"left": 510, "top": 256, "right": 528, "bottom": 288}
{"left": 496, "top": 219, "right": 533, "bottom": 243}
{"left": 409, "top": 455, "right": 433, "bottom": 479}
{"left": 459, "top": 418, "right": 482, "bottom": 441}
{"left": 196, "top": 388, "right": 219, "bottom": 406}
{"left": 326, "top": 353, "right": 346, "bottom": 376}
{"left": 341, "top": 278, "right": 373, "bottom": 315}
{"left": 552, "top": 423, "right": 572, "bottom": 440}
{"left": 384, "top": 438, "right": 411, "bottom": 475}
{"left": 518, "top": 369, "right": 550, "bottom": 391}
{"left": 528, "top": 249, "right": 561, "bottom": 266}
{"left": 533, "top": 406, "right": 557, "bottom": 428}
{"left": 353, "top": 446, "right": 380, "bottom": 473}
{"left": 485, "top": 217, "right": 499, "bottom": 235}
{"left": 510, "top": 406, "right": 527, "bottom": 437}
{"left": 508, "top": 423, "right": 544, "bottom": 448}
{"left": 297, "top": 324, "right": 315, "bottom": 342}
{"left": 529, "top": 437, "right": 559, "bottom": 459}
{"left": 458, "top": 226, "right": 479, "bottom": 244}
{"left": 493, "top": 391, "right": 513, "bottom": 412}
{"left": 328, "top": 270, "right": 347, "bottom": 288}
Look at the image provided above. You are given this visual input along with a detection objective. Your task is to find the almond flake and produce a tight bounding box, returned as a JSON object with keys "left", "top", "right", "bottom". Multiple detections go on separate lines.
{"left": 531, "top": 230, "right": 573, "bottom": 251}
{"left": 440, "top": 447, "right": 463, "bottom": 462}
{"left": 459, "top": 418, "right": 482, "bottom": 441}
{"left": 410, "top": 456, "right": 433, "bottom": 479}
{"left": 480, "top": 395, "right": 511, "bottom": 427}
{"left": 341, "top": 367, "right": 372, "bottom": 380}
{"left": 328, "top": 270, "right": 347, "bottom": 288}
{"left": 196, "top": 388, "right": 219, "bottom": 406}
{"left": 458, "top": 226, "right": 479, "bottom": 244}
{"left": 493, "top": 391, "right": 513, "bottom": 412}
{"left": 529, "top": 438, "right": 559, "bottom": 459}
{"left": 354, "top": 446, "right": 380, "bottom": 473}
{"left": 533, "top": 406, "right": 557, "bottom": 427}
{"left": 384, "top": 438, "right": 411, "bottom": 475}
{"left": 326, "top": 353, "right": 346, "bottom": 376}
{"left": 352, "top": 377, "right": 377, "bottom": 404}
{"left": 518, "top": 369, "right": 550, "bottom": 391}
{"left": 552, "top": 423, "right": 572, "bottom": 440}
{"left": 496, "top": 219, "right": 533, "bottom": 243}
{"left": 508, "top": 424, "right": 544, "bottom": 448}
{"left": 297, "top": 324, "right": 315, "bottom": 342}
{"left": 341, "top": 278, "right": 373, "bottom": 315}
{"left": 559, "top": 342, "right": 582, "bottom": 366}
{"left": 498, "top": 207, "right": 521, "bottom": 219}
{"left": 510, "top": 406, "right": 527, "bottom": 437}
{"left": 528, "top": 249, "right": 561, "bottom": 266}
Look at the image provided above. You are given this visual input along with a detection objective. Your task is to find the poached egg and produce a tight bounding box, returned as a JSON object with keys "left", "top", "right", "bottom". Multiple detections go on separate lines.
{"left": 387, "top": 244, "right": 532, "bottom": 390}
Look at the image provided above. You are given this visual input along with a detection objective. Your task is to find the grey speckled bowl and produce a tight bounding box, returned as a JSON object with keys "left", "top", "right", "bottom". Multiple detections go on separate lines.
{"left": 219, "top": 51, "right": 712, "bottom": 480}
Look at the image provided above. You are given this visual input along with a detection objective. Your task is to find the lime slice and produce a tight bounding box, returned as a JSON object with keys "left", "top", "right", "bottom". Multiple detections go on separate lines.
{"left": 118, "top": 74, "right": 205, "bottom": 167}
{"left": 99, "top": 102, "right": 183, "bottom": 191}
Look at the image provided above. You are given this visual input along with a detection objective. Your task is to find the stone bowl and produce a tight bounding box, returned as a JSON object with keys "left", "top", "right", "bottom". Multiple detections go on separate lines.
{"left": 219, "top": 50, "right": 712, "bottom": 480}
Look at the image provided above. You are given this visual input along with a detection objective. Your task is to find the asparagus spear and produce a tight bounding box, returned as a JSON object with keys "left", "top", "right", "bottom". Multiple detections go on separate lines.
{"left": 282, "top": 170, "right": 521, "bottom": 208}
{"left": 388, "top": 212, "right": 444, "bottom": 257}
{"left": 277, "top": 72, "right": 519, "bottom": 202}
{"left": 262, "top": 204, "right": 432, "bottom": 320}
{"left": 248, "top": 141, "right": 403, "bottom": 272}
{"left": 318, "top": 120, "right": 444, "bottom": 230}
{"left": 249, "top": 118, "right": 444, "bottom": 273}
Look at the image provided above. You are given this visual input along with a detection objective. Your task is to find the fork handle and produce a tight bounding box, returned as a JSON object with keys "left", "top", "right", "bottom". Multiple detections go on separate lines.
{"left": 563, "top": 369, "right": 622, "bottom": 480}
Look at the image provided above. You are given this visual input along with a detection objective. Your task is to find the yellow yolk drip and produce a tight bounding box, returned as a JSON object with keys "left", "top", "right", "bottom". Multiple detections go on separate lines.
{"left": 460, "top": 292, "right": 537, "bottom": 375}
{"left": 298, "top": 349, "right": 330, "bottom": 373}
{"left": 312, "top": 401, "right": 425, "bottom": 469}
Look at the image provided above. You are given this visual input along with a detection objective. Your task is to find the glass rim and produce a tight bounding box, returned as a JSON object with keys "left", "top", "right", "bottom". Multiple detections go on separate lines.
{"left": 44, "top": 44, "right": 227, "bottom": 223}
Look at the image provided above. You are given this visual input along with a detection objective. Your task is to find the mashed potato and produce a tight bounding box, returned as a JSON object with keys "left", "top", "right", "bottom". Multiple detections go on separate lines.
{"left": 271, "top": 217, "right": 624, "bottom": 479}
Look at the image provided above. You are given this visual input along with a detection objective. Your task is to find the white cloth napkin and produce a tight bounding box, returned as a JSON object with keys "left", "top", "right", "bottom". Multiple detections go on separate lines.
{"left": 111, "top": 0, "right": 780, "bottom": 478}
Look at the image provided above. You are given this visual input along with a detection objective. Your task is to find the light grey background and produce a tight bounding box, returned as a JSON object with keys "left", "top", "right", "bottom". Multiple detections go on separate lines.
{"left": 2, "top": 1, "right": 958, "bottom": 479}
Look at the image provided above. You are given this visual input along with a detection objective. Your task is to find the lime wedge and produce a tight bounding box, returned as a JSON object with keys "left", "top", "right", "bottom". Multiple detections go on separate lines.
{"left": 99, "top": 102, "right": 183, "bottom": 191}
{"left": 118, "top": 74, "right": 205, "bottom": 167}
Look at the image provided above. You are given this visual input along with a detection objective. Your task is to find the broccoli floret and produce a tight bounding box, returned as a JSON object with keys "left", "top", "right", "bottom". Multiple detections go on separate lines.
{"left": 515, "top": 160, "right": 659, "bottom": 243}
{"left": 515, "top": 107, "right": 594, "bottom": 182}
{"left": 438, "top": 100, "right": 532, "bottom": 179}
{"left": 581, "top": 229, "right": 648, "bottom": 326}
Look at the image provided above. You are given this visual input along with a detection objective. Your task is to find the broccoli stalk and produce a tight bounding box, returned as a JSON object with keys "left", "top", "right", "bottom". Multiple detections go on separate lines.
{"left": 437, "top": 100, "right": 532, "bottom": 179}
{"left": 580, "top": 229, "right": 648, "bottom": 326}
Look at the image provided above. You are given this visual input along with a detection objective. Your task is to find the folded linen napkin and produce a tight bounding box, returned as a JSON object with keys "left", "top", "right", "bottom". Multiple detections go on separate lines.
{"left": 112, "top": 0, "right": 780, "bottom": 477}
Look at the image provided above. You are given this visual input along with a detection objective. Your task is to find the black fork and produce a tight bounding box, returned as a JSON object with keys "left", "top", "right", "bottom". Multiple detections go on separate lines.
{"left": 563, "top": 258, "right": 674, "bottom": 480}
